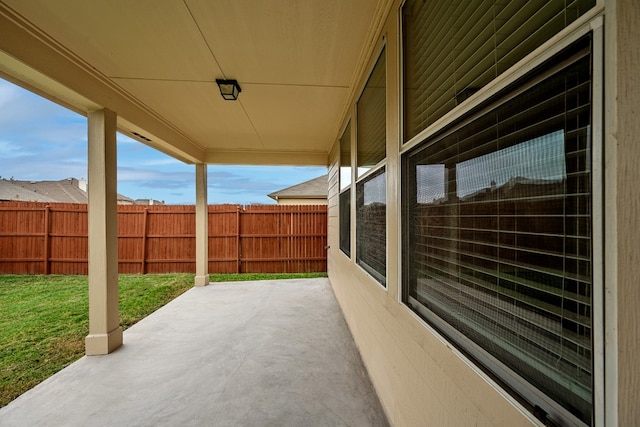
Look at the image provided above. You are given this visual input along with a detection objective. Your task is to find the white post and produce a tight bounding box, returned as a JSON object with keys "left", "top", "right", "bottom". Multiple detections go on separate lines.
{"left": 85, "top": 108, "right": 122, "bottom": 355}
{"left": 195, "top": 163, "right": 209, "bottom": 286}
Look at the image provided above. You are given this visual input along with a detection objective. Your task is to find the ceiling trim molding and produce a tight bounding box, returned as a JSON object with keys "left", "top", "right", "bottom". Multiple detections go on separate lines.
{"left": 204, "top": 149, "right": 328, "bottom": 166}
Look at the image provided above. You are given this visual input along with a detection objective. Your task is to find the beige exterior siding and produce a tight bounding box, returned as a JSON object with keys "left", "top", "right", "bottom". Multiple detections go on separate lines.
{"left": 329, "top": 145, "right": 534, "bottom": 424}
{"left": 328, "top": 141, "right": 340, "bottom": 277}
{"left": 327, "top": 0, "right": 639, "bottom": 425}
{"left": 328, "top": 4, "right": 540, "bottom": 423}
{"left": 612, "top": 1, "right": 640, "bottom": 425}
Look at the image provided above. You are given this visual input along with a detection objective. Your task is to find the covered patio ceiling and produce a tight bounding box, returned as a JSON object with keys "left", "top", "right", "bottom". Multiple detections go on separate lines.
{"left": 0, "top": 0, "right": 391, "bottom": 165}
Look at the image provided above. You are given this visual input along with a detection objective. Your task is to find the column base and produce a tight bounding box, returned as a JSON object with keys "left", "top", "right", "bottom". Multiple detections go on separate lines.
{"left": 85, "top": 326, "right": 123, "bottom": 355}
{"left": 195, "top": 274, "right": 210, "bottom": 287}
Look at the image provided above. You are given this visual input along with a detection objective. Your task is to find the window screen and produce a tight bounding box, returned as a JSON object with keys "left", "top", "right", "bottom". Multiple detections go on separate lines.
{"left": 357, "top": 167, "right": 386, "bottom": 286}
{"left": 403, "top": 37, "right": 593, "bottom": 425}
{"left": 357, "top": 49, "right": 386, "bottom": 176}
{"left": 339, "top": 188, "right": 351, "bottom": 257}
{"left": 402, "top": 0, "right": 596, "bottom": 143}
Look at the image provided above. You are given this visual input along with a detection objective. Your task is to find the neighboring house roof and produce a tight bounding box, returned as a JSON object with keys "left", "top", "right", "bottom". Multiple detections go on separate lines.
{"left": 268, "top": 175, "right": 328, "bottom": 201}
{"left": 135, "top": 199, "right": 165, "bottom": 206}
{"left": 0, "top": 179, "right": 57, "bottom": 202}
{"left": 0, "top": 178, "right": 141, "bottom": 204}
{"left": 5, "top": 178, "right": 88, "bottom": 203}
{"left": 117, "top": 194, "right": 136, "bottom": 205}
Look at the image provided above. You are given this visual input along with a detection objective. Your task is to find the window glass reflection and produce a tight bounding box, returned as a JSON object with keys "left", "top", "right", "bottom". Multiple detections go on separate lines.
{"left": 364, "top": 172, "right": 386, "bottom": 206}
{"left": 416, "top": 164, "right": 445, "bottom": 204}
{"left": 456, "top": 130, "right": 566, "bottom": 199}
{"left": 357, "top": 168, "right": 386, "bottom": 286}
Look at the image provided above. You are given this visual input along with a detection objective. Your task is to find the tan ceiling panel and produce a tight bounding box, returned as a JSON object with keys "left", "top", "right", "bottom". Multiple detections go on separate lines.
{"left": 4, "top": 0, "right": 220, "bottom": 81}
{"left": 113, "top": 78, "right": 263, "bottom": 150}
{"left": 1, "top": 0, "right": 391, "bottom": 165}
{"left": 185, "top": 0, "right": 378, "bottom": 86}
{"left": 240, "top": 84, "right": 348, "bottom": 152}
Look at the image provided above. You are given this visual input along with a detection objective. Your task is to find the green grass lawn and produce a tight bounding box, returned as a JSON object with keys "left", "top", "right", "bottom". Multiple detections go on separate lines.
{"left": 0, "top": 272, "right": 326, "bottom": 407}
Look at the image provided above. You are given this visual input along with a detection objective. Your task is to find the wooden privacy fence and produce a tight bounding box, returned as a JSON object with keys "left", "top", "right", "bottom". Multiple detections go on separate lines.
{"left": 0, "top": 202, "right": 327, "bottom": 275}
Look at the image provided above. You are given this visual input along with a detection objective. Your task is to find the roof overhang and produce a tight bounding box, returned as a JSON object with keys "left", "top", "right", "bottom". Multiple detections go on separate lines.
{"left": 0, "top": 0, "right": 393, "bottom": 166}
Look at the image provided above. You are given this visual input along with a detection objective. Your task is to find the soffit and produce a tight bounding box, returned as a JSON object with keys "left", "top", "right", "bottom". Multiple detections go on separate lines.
{"left": 0, "top": 0, "right": 389, "bottom": 165}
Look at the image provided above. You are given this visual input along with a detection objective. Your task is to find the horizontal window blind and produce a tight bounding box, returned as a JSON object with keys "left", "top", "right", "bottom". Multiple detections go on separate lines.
{"left": 403, "top": 37, "right": 593, "bottom": 425}
{"left": 357, "top": 167, "right": 386, "bottom": 286}
{"left": 403, "top": 0, "right": 596, "bottom": 143}
{"left": 357, "top": 49, "right": 386, "bottom": 175}
{"left": 340, "top": 188, "right": 351, "bottom": 257}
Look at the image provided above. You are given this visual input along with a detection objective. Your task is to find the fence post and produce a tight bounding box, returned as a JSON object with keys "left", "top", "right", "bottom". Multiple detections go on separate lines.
{"left": 236, "top": 205, "right": 242, "bottom": 273}
{"left": 0, "top": 202, "right": 328, "bottom": 275}
{"left": 141, "top": 208, "right": 149, "bottom": 274}
{"left": 43, "top": 204, "right": 51, "bottom": 275}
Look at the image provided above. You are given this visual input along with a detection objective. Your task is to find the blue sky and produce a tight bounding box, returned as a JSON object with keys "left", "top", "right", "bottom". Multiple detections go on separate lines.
{"left": 0, "top": 79, "right": 327, "bottom": 205}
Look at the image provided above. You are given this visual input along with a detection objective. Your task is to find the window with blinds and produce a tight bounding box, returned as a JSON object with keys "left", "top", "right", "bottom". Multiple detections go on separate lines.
{"left": 402, "top": 0, "right": 596, "bottom": 144}
{"left": 340, "top": 188, "right": 351, "bottom": 257}
{"left": 357, "top": 49, "right": 386, "bottom": 176}
{"left": 402, "top": 36, "right": 593, "bottom": 426}
{"left": 357, "top": 167, "right": 386, "bottom": 286}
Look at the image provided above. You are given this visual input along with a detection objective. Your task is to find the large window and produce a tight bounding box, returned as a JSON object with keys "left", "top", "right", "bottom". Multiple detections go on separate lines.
{"left": 356, "top": 48, "right": 387, "bottom": 286}
{"left": 357, "top": 167, "right": 386, "bottom": 286}
{"left": 340, "top": 122, "right": 352, "bottom": 257}
{"left": 402, "top": 36, "right": 594, "bottom": 426}
{"left": 402, "top": 0, "right": 596, "bottom": 143}
{"left": 357, "top": 49, "right": 386, "bottom": 177}
{"left": 339, "top": 189, "right": 351, "bottom": 257}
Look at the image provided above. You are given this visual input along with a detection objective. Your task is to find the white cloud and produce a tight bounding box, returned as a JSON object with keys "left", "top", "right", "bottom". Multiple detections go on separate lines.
{"left": 0, "top": 140, "right": 26, "bottom": 158}
{"left": 116, "top": 133, "right": 137, "bottom": 144}
{"left": 0, "top": 82, "right": 19, "bottom": 109}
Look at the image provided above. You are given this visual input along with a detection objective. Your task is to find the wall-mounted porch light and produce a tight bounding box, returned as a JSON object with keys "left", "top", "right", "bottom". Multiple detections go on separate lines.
{"left": 216, "top": 79, "right": 242, "bottom": 101}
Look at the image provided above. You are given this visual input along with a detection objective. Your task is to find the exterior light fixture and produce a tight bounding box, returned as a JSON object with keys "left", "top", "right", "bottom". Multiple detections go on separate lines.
{"left": 216, "top": 79, "right": 242, "bottom": 100}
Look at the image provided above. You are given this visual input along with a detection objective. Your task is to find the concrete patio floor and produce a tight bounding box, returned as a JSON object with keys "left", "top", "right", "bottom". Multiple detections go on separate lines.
{"left": 0, "top": 278, "right": 389, "bottom": 427}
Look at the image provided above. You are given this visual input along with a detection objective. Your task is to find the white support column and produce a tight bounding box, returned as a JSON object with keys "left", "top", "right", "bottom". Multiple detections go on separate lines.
{"left": 85, "top": 108, "right": 123, "bottom": 355}
{"left": 195, "top": 163, "right": 209, "bottom": 286}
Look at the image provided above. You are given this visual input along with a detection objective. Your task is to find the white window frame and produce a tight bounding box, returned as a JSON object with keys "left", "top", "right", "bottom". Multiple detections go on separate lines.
{"left": 338, "top": 119, "right": 353, "bottom": 259}
{"left": 354, "top": 42, "right": 388, "bottom": 290}
{"left": 398, "top": 11, "right": 606, "bottom": 427}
